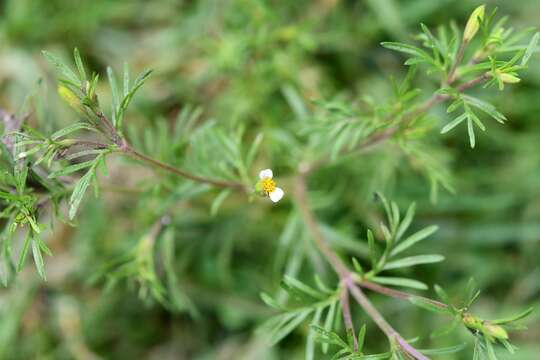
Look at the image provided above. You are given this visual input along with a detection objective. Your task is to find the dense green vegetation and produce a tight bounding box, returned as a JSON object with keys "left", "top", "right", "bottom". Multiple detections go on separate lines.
{"left": 0, "top": 1, "right": 539, "bottom": 359}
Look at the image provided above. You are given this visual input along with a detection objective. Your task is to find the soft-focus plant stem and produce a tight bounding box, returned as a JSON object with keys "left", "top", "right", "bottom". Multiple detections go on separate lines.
{"left": 346, "top": 279, "right": 429, "bottom": 360}
{"left": 122, "top": 145, "right": 247, "bottom": 191}
{"left": 308, "top": 72, "right": 490, "bottom": 174}
{"left": 447, "top": 40, "right": 469, "bottom": 84}
{"left": 354, "top": 73, "right": 489, "bottom": 151}
{"left": 85, "top": 107, "right": 249, "bottom": 191}
{"left": 294, "top": 171, "right": 432, "bottom": 359}
{"left": 354, "top": 276, "right": 448, "bottom": 309}
{"left": 340, "top": 286, "right": 359, "bottom": 351}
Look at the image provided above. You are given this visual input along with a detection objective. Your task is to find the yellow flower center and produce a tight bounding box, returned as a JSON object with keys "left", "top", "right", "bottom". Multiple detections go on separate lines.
{"left": 261, "top": 178, "right": 276, "bottom": 193}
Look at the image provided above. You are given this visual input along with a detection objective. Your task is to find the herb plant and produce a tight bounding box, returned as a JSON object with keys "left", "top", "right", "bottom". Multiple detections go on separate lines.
{"left": 0, "top": 2, "right": 538, "bottom": 359}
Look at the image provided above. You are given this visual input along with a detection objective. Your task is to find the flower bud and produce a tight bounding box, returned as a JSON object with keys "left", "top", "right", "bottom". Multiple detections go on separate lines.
{"left": 483, "top": 322, "right": 509, "bottom": 340}
{"left": 58, "top": 85, "right": 83, "bottom": 113}
{"left": 500, "top": 73, "right": 520, "bottom": 84}
{"left": 463, "top": 313, "right": 510, "bottom": 340}
{"left": 463, "top": 313, "right": 482, "bottom": 330}
{"left": 464, "top": 5, "right": 485, "bottom": 42}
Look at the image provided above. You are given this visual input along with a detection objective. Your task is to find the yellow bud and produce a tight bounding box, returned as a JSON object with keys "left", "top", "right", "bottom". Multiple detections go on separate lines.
{"left": 464, "top": 5, "right": 485, "bottom": 42}
{"left": 483, "top": 322, "right": 509, "bottom": 340}
{"left": 499, "top": 73, "right": 520, "bottom": 84}
{"left": 463, "top": 313, "right": 483, "bottom": 330}
{"left": 463, "top": 313, "right": 510, "bottom": 341}
{"left": 58, "top": 85, "right": 83, "bottom": 113}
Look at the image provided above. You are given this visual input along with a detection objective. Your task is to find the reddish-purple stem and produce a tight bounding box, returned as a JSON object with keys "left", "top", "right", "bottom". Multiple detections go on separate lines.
{"left": 340, "top": 286, "right": 359, "bottom": 351}
{"left": 294, "top": 173, "right": 431, "bottom": 359}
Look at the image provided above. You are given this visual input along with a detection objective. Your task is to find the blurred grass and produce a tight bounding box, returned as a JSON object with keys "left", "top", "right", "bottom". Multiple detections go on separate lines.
{"left": 0, "top": 0, "right": 539, "bottom": 359}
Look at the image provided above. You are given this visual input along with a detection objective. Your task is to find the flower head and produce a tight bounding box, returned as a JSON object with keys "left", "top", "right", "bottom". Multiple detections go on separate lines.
{"left": 256, "top": 168, "right": 284, "bottom": 203}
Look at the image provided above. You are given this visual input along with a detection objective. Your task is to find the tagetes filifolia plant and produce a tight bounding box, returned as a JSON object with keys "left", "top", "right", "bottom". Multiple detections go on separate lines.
{"left": 0, "top": 4, "right": 536, "bottom": 359}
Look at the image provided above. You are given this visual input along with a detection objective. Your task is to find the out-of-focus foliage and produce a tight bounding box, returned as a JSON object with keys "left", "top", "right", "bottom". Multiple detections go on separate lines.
{"left": 0, "top": 0, "right": 539, "bottom": 359}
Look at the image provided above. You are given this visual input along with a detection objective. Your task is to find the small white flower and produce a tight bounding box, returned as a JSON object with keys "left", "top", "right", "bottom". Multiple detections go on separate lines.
{"left": 259, "top": 169, "right": 273, "bottom": 180}
{"left": 268, "top": 187, "right": 284, "bottom": 203}
{"left": 258, "top": 168, "right": 284, "bottom": 203}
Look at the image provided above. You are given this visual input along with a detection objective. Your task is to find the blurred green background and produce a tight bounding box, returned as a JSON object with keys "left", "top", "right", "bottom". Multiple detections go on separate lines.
{"left": 0, "top": 0, "right": 539, "bottom": 359}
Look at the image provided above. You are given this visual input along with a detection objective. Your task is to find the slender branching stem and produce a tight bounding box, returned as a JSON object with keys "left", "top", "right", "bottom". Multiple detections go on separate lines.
{"left": 307, "top": 72, "right": 490, "bottom": 174}
{"left": 122, "top": 145, "right": 247, "bottom": 191}
{"left": 294, "top": 171, "right": 350, "bottom": 277}
{"left": 86, "top": 107, "right": 247, "bottom": 191}
{"left": 346, "top": 279, "right": 429, "bottom": 360}
{"left": 447, "top": 40, "right": 469, "bottom": 84}
{"left": 351, "top": 73, "right": 489, "bottom": 155}
{"left": 355, "top": 277, "right": 447, "bottom": 309}
{"left": 294, "top": 171, "right": 431, "bottom": 359}
{"left": 87, "top": 105, "right": 122, "bottom": 145}
{"left": 340, "top": 286, "right": 359, "bottom": 351}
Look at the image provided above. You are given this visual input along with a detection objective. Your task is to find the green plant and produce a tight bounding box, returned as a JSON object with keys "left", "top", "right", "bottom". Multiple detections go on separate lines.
{"left": 0, "top": 4, "right": 537, "bottom": 359}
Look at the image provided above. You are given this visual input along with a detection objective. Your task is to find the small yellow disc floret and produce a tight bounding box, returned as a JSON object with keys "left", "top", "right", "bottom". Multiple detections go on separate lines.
{"left": 261, "top": 178, "right": 276, "bottom": 193}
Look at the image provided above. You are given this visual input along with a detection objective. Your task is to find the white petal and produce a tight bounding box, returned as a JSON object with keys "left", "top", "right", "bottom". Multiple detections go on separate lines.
{"left": 259, "top": 168, "right": 273, "bottom": 179}
{"left": 269, "top": 187, "right": 284, "bottom": 203}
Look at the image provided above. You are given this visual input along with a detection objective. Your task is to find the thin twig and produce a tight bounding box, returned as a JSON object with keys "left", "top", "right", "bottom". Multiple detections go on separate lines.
{"left": 75, "top": 106, "right": 248, "bottom": 192}
{"left": 123, "top": 145, "right": 247, "bottom": 191}
{"left": 294, "top": 172, "right": 430, "bottom": 359}
{"left": 355, "top": 278, "right": 447, "bottom": 309}
{"left": 346, "top": 278, "right": 429, "bottom": 360}
{"left": 353, "top": 73, "right": 489, "bottom": 154}
{"left": 294, "top": 171, "right": 349, "bottom": 277}
{"left": 308, "top": 72, "right": 490, "bottom": 174}
{"left": 93, "top": 109, "right": 123, "bottom": 146}
{"left": 340, "top": 286, "right": 359, "bottom": 351}
{"left": 447, "top": 40, "right": 469, "bottom": 84}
